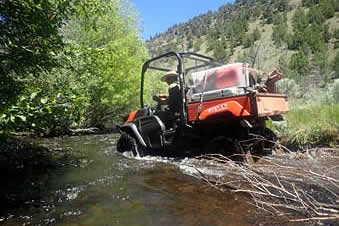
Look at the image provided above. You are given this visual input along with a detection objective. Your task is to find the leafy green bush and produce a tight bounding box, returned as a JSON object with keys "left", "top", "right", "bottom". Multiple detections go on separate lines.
{"left": 1, "top": 0, "right": 148, "bottom": 135}
{"left": 0, "top": 0, "right": 75, "bottom": 113}
{"left": 0, "top": 89, "right": 79, "bottom": 135}
{"left": 61, "top": 0, "right": 147, "bottom": 127}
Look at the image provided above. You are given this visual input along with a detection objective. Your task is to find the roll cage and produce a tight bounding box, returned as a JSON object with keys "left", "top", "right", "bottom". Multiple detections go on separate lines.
{"left": 140, "top": 52, "right": 222, "bottom": 127}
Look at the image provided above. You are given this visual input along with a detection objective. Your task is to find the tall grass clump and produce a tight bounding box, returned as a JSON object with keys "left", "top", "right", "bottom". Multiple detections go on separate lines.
{"left": 274, "top": 79, "right": 339, "bottom": 148}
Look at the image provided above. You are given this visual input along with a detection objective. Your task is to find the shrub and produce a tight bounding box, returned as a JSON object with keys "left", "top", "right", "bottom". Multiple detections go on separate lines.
{"left": 276, "top": 78, "right": 302, "bottom": 98}
{"left": 328, "top": 79, "right": 339, "bottom": 103}
{"left": 273, "top": 103, "right": 339, "bottom": 148}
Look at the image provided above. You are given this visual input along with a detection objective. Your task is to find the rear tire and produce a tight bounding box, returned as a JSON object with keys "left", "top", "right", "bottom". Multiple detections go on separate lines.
{"left": 250, "top": 127, "right": 277, "bottom": 157}
{"left": 204, "top": 136, "right": 243, "bottom": 161}
{"left": 262, "top": 127, "right": 277, "bottom": 154}
{"left": 116, "top": 132, "right": 146, "bottom": 157}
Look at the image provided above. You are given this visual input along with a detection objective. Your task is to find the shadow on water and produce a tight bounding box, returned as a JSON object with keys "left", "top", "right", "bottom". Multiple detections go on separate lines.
{"left": 1, "top": 134, "right": 259, "bottom": 226}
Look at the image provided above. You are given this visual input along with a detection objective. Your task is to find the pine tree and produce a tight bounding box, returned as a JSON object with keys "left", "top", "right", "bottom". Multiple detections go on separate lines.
{"left": 272, "top": 13, "right": 288, "bottom": 47}
{"left": 302, "top": 0, "right": 320, "bottom": 7}
{"left": 213, "top": 39, "right": 229, "bottom": 63}
{"left": 320, "top": 0, "right": 335, "bottom": 19}
{"left": 263, "top": 5, "right": 274, "bottom": 24}
{"left": 289, "top": 50, "right": 310, "bottom": 77}
{"left": 292, "top": 8, "right": 308, "bottom": 32}
{"left": 290, "top": 8, "right": 308, "bottom": 50}
{"left": 276, "top": 0, "right": 289, "bottom": 12}
{"left": 307, "top": 6, "right": 325, "bottom": 25}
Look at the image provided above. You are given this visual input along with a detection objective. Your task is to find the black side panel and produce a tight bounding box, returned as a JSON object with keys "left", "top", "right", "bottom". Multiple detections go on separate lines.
{"left": 136, "top": 116, "right": 165, "bottom": 150}
{"left": 135, "top": 108, "right": 152, "bottom": 119}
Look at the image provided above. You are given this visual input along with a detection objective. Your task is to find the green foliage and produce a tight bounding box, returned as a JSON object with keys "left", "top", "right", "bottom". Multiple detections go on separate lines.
{"left": 307, "top": 5, "right": 325, "bottom": 25}
{"left": 213, "top": 38, "right": 229, "bottom": 63}
{"left": 288, "top": 4, "right": 332, "bottom": 54}
{"left": 276, "top": 78, "right": 302, "bottom": 98}
{"left": 290, "top": 8, "right": 308, "bottom": 49}
{"left": 0, "top": 88, "right": 79, "bottom": 135}
{"left": 143, "top": 71, "right": 167, "bottom": 107}
{"left": 320, "top": 0, "right": 335, "bottom": 19}
{"left": 275, "top": 0, "right": 289, "bottom": 12}
{"left": 263, "top": 5, "right": 274, "bottom": 24}
{"left": 61, "top": 0, "right": 147, "bottom": 126}
{"left": 302, "top": 0, "right": 320, "bottom": 7}
{"left": 0, "top": 0, "right": 74, "bottom": 112}
{"left": 228, "top": 16, "right": 249, "bottom": 47}
{"left": 272, "top": 14, "right": 288, "bottom": 47}
{"left": 206, "top": 33, "right": 216, "bottom": 52}
{"left": 278, "top": 56, "right": 296, "bottom": 79}
{"left": 276, "top": 102, "right": 339, "bottom": 147}
{"left": 289, "top": 50, "right": 310, "bottom": 77}
{"left": 1, "top": 0, "right": 147, "bottom": 135}
{"left": 241, "top": 33, "right": 254, "bottom": 48}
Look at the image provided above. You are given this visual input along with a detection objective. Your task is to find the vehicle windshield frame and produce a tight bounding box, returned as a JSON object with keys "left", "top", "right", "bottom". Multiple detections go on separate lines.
{"left": 140, "top": 52, "right": 221, "bottom": 126}
{"left": 140, "top": 52, "right": 221, "bottom": 106}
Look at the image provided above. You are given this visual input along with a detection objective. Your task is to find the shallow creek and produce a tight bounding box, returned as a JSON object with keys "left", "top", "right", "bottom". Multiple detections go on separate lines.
{"left": 1, "top": 134, "right": 260, "bottom": 226}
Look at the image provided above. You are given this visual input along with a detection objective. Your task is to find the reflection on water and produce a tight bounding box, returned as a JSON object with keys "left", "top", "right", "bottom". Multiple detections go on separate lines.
{"left": 1, "top": 134, "right": 256, "bottom": 226}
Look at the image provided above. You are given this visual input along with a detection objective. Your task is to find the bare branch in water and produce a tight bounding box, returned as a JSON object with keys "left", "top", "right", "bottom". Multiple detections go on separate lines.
{"left": 194, "top": 147, "right": 339, "bottom": 223}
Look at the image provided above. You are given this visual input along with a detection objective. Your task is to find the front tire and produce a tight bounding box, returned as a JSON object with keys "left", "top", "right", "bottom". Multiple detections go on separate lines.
{"left": 116, "top": 132, "right": 146, "bottom": 157}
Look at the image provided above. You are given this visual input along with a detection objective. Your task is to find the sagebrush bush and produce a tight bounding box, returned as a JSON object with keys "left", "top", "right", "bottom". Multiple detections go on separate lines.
{"left": 328, "top": 79, "right": 339, "bottom": 103}
{"left": 302, "top": 87, "right": 330, "bottom": 104}
{"left": 276, "top": 78, "right": 302, "bottom": 98}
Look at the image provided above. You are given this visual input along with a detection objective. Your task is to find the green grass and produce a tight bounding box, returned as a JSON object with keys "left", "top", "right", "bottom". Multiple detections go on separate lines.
{"left": 272, "top": 102, "right": 339, "bottom": 148}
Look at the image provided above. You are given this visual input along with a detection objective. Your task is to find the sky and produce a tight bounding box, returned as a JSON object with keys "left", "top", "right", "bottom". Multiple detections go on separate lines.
{"left": 130, "top": 0, "right": 235, "bottom": 40}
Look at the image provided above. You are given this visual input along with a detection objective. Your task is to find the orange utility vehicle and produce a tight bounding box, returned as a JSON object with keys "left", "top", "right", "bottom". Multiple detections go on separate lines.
{"left": 117, "top": 52, "right": 288, "bottom": 157}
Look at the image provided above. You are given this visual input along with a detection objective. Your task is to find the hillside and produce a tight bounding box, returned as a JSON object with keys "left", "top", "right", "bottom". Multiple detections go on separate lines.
{"left": 146, "top": 0, "right": 339, "bottom": 87}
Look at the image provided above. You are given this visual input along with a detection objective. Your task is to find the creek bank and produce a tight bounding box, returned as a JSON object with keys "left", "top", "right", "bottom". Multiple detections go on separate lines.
{"left": 195, "top": 148, "right": 339, "bottom": 225}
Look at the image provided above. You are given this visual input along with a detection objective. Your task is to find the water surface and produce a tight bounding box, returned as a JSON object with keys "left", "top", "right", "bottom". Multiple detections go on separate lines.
{"left": 1, "top": 134, "right": 256, "bottom": 226}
